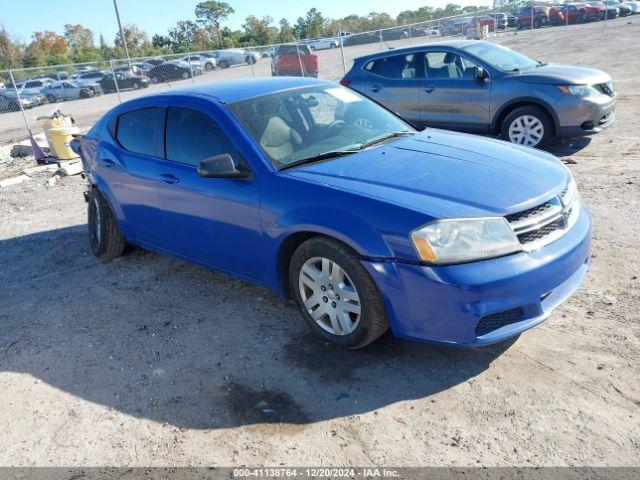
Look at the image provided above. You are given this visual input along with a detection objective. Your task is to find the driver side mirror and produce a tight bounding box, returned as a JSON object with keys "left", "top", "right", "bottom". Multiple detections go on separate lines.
{"left": 198, "top": 153, "right": 250, "bottom": 179}
{"left": 475, "top": 66, "right": 488, "bottom": 83}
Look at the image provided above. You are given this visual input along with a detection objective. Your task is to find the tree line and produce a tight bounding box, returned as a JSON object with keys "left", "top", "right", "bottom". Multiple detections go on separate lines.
{"left": 0, "top": 1, "right": 498, "bottom": 70}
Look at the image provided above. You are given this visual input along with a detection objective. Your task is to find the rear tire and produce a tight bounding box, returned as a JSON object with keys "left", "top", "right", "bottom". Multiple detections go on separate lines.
{"left": 501, "top": 105, "right": 554, "bottom": 149}
{"left": 289, "top": 237, "right": 389, "bottom": 349}
{"left": 87, "top": 188, "right": 125, "bottom": 261}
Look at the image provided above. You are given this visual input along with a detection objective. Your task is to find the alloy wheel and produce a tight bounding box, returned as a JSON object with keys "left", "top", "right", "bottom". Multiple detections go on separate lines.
{"left": 298, "top": 257, "right": 361, "bottom": 336}
{"left": 508, "top": 115, "right": 544, "bottom": 147}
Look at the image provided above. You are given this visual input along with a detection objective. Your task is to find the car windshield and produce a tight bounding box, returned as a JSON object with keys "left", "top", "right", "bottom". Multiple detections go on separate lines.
{"left": 462, "top": 42, "right": 538, "bottom": 72}
{"left": 227, "top": 85, "right": 414, "bottom": 169}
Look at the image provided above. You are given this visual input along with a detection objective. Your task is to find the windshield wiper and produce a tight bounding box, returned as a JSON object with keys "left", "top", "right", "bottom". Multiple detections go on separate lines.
{"left": 536, "top": 61, "right": 548, "bottom": 67}
{"left": 278, "top": 148, "right": 360, "bottom": 170}
{"left": 358, "top": 130, "right": 414, "bottom": 150}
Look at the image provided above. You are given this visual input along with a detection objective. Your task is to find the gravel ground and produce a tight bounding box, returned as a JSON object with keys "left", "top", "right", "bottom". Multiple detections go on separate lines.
{"left": 0, "top": 18, "right": 638, "bottom": 467}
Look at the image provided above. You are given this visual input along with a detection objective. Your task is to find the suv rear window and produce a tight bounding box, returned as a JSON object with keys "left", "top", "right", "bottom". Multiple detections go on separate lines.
{"left": 365, "top": 54, "right": 416, "bottom": 79}
{"left": 116, "top": 107, "right": 164, "bottom": 157}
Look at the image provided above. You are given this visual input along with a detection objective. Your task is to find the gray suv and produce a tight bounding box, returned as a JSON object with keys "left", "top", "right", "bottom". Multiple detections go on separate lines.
{"left": 340, "top": 40, "right": 616, "bottom": 148}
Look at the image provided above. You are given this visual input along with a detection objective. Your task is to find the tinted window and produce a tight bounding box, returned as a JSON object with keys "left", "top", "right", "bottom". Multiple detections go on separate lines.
{"left": 366, "top": 54, "right": 415, "bottom": 79}
{"left": 116, "top": 107, "right": 164, "bottom": 157}
{"left": 165, "top": 107, "right": 241, "bottom": 167}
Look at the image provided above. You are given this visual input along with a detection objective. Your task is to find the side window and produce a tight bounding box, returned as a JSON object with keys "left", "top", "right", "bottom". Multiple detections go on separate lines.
{"left": 365, "top": 54, "right": 416, "bottom": 79}
{"left": 165, "top": 107, "right": 242, "bottom": 167}
{"left": 116, "top": 107, "right": 164, "bottom": 157}
{"left": 424, "top": 51, "right": 479, "bottom": 79}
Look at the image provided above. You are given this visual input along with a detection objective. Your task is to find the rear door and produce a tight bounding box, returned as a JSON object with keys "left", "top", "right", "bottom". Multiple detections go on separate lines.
{"left": 419, "top": 50, "right": 491, "bottom": 132}
{"left": 153, "top": 104, "right": 264, "bottom": 280}
{"left": 357, "top": 53, "right": 422, "bottom": 125}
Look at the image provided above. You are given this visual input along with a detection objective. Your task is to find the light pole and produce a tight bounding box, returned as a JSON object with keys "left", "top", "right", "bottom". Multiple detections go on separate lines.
{"left": 113, "top": 0, "right": 132, "bottom": 70}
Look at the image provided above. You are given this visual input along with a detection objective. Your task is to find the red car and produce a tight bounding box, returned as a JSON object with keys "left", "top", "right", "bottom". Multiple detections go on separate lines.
{"left": 516, "top": 5, "right": 551, "bottom": 28}
{"left": 467, "top": 15, "right": 497, "bottom": 31}
{"left": 271, "top": 44, "right": 318, "bottom": 78}
{"left": 550, "top": 3, "right": 605, "bottom": 23}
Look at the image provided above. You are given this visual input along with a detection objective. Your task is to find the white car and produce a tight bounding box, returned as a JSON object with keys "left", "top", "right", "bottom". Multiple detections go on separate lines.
{"left": 623, "top": 1, "right": 639, "bottom": 13}
{"left": 306, "top": 37, "right": 339, "bottom": 50}
{"left": 180, "top": 54, "right": 216, "bottom": 71}
{"left": 14, "top": 78, "right": 53, "bottom": 96}
{"left": 76, "top": 71, "right": 106, "bottom": 88}
{"left": 214, "top": 49, "right": 259, "bottom": 68}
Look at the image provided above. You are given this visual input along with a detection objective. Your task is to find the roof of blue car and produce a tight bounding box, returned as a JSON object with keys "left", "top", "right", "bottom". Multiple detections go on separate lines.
{"left": 164, "top": 77, "right": 335, "bottom": 103}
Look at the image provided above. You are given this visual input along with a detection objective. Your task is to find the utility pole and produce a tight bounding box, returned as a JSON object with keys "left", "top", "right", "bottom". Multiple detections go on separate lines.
{"left": 113, "top": 0, "right": 132, "bottom": 70}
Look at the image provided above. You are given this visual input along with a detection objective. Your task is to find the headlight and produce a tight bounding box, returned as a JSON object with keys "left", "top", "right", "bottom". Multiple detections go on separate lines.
{"left": 557, "top": 85, "right": 600, "bottom": 98}
{"left": 411, "top": 217, "right": 521, "bottom": 264}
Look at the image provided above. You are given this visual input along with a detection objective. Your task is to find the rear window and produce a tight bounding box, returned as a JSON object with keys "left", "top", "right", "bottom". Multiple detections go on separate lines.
{"left": 277, "top": 45, "right": 312, "bottom": 56}
{"left": 116, "top": 107, "right": 164, "bottom": 157}
{"left": 364, "top": 54, "right": 416, "bottom": 79}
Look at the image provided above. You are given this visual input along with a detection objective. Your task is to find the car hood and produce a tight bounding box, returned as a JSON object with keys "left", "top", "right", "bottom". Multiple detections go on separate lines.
{"left": 284, "top": 129, "right": 569, "bottom": 218}
{"left": 513, "top": 64, "right": 611, "bottom": 85}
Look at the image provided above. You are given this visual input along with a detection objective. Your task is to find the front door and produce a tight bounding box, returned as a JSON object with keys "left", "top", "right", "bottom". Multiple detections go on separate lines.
{"left": 419, "top": 50, "right": 491, "bottom": 133}
{"left": 153, "top": 105, "right": 264, "bottom": 281}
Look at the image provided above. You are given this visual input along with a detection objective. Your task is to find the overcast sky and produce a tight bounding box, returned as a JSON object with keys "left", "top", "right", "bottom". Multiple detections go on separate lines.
{"left": 1, "top": 0, "right": 490, "bottom": 43}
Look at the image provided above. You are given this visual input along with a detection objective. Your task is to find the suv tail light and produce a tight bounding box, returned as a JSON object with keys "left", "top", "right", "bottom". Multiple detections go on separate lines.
{"left": 340, "top": 80, "right": 351, "bottom": 87}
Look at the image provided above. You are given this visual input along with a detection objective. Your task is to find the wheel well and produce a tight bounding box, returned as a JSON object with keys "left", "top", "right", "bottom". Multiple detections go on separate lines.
{"left": 277, "top": 232, "right": 359, "bottom": 299}
{"left": 493, "top": 101, "right": 557, "bottom": 137}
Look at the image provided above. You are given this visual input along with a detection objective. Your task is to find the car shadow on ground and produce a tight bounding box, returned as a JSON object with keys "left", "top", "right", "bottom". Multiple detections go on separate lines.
{"left": 0, "top": 225, "right": 517, "bottom": 430}
{"left": 548, "top": 136, "right": 592, "bottom": 158}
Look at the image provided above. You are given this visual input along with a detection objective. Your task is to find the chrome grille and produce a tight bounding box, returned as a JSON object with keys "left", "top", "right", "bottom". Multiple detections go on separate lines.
{"left": 506, "top": 184, "right": 578, "bottom": 251}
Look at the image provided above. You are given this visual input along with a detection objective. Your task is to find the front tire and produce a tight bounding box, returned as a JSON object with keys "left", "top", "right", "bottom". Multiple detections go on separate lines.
{"left": 87, "top": 188, "right": 125, "bottom": 261}
{"left": 289, "top": 237, "right": 389, "bottom": 349}
{"left": 501, "top": 105, "right": 553, "bottom": 149}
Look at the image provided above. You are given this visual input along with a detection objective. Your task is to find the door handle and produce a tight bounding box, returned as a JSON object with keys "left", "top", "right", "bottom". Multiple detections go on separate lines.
{"left": 158, "top": 173, "right": 179, "bottom": 184}
{"left": 370, "top": 85, "right": 381, "bottom": 92}
{"left": 100, "top": 158, "right": 116, "bottom": 168}
{"left": 424, "top": 85, "right": 436, "bottom": 93}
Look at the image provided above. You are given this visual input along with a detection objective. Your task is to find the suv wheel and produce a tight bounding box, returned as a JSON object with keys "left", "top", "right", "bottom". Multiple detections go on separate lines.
{"left": 87, "top": 188, "right": 126, "bottom": 261}
{"left": 502, "top": 106, "right": 553, "bottom": 149}
{"left": 289, "top": 237, "right": 389, "bottom": 349}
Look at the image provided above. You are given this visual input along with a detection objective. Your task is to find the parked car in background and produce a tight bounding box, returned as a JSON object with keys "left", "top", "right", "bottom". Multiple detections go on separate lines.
{"left": 590, "top": 1, "right": 619, "bottom": 17}
{"left": 100, "top": 72, "right": 150, "bottom": 93}
{"left": 517, "top": 5, "right": 551, "bottom": 28}
{"left": 409, "top": 27, "right": 440, "bottom": 37}
{"left": 565, "top": 2, "right": 606, "bottom": 21}
{"left": 549, "top": 5, "right": 568, "bottom": 24}
{"left": 147, "top": 61, "right": 194, "bottom": 84}
{"left": 507, "top": 14, "right": 519, "bottom": 26}
{"left": 306, "top": 37, "right": 339, "bottom": 50}
{"left": 438, "top": 18, "right": 467, "bottom": 36}
{"left": 261, "top": 48, "right": 276, "bottom": 58}
{"left": 76, "top": 71, "right": 106, "bottom": 93}
{"left": 271, "top": 44, "right": 318, "bottom": 78}
{"left": 41, "top": 81, "right": 95, "bottom": 102}
{"left": 467, "top": 15, "right": 497, "bottom": 31}
{"left": 75, "top": 77, "right": 591, "bottom": 348}
{"left": 622, "top": 1, "right": 640, "bottom": 13}
{"left": 215, "top": 49, "right": 259, "bottom": 68}
{"left": 34, "top": 71, "right": 70, "bottom": 81}
{"left": 341, "top": 40, "right": 616, "bottom": 149}
{"left": 489, "top": 13, "right": 509, "bottom": 29}
{"left": 15, "top": 78, "right": 52, "bottom": 97}
{"left": 603, "top": 0, "right": 631, "bottom": 14}
{"left": 0, "top": 89, "right": 39, "bottom": 111}
{"left": 180, "top": 54, "right": 216, "bottom": 71}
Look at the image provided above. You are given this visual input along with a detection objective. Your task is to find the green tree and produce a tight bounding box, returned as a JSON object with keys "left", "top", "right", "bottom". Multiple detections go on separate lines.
{"left": 195, "top": 1, "right": 234, "bottom": 47}
{"left": 0, "top": 26, "right": 23, "bottom": 69}
{"left": 278, "top": 18, "right": 296, "bottom": 43}
{"left": 295, "top": 8, "right": 325, "bottom": 39}
{"left": 241, "top": 16, "right": 278, "bottom": 45}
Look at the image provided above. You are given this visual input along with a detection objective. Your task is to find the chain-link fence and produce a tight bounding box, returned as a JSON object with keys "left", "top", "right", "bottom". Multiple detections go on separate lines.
{"left": 0, "top": 4, "right": 628, "bottom": 145}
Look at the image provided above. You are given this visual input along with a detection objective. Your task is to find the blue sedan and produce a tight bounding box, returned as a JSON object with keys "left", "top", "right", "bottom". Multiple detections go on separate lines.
{"left": 74, "top": 77, "right": 591, "bottom": 348}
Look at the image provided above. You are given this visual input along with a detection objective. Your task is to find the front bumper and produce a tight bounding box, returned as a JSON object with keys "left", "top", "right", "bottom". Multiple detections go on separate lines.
{"left": 557, "top": 92, "right": 616, "bottom": 138}
{"left": 363, "top": 202, "right": 592, "bottom": 347}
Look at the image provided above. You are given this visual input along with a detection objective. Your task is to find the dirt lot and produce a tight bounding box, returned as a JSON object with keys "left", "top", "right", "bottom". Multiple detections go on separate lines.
{"left": 0, "top": 19, "right": 639, "bottom": 467}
